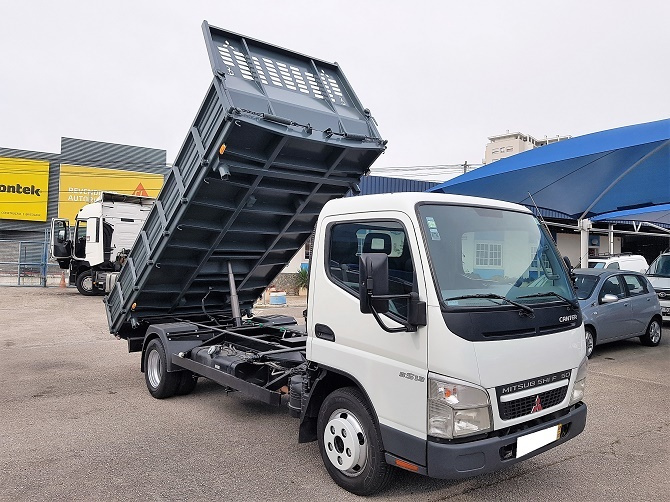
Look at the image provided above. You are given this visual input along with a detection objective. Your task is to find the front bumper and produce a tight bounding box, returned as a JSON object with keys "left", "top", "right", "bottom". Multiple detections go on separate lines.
{"left": 426, "top": 402, "right": 587, "bottom": 479}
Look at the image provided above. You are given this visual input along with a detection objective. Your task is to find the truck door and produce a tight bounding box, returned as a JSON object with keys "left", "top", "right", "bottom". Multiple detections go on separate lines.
{"left": 50, "top": 218, "right": 73, "bottom": 270}
{"left": 73, "top": 217, "right": 104, "bottom": 266}
{"left": 309, "top": 213, "right": 428, "bottom": 441}
{"left": 50, "top": 218, "right": 71, "bottom": 260}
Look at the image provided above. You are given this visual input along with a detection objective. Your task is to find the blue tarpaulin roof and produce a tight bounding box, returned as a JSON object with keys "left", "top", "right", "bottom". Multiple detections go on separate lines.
{"left": 430, "top": 119, "right": 670, "bottom": 220}
{"left": 591, "top": 203, "right": 670, "bottom": 227}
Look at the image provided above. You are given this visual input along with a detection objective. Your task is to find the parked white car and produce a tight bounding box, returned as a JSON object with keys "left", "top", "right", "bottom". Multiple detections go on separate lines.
{"left": 646, "top": 251, "right": 670, "bottom": 321}
{"left": 588, "top": 254, "right": 648, "bottom": 273}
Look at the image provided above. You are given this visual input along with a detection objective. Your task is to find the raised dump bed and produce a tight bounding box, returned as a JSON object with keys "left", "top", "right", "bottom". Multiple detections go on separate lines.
{"left": 105, "top": 22, "right": 386, "bottom": 339}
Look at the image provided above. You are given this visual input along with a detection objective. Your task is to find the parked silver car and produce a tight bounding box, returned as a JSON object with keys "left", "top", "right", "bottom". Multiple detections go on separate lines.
{"left": 574, "top": 268, "right": 662, "bottom": 357}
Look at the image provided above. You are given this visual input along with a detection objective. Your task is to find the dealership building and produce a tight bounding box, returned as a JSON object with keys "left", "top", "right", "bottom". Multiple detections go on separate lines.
{"left": 0, "top": 137, "right": 168, "bottom": 242}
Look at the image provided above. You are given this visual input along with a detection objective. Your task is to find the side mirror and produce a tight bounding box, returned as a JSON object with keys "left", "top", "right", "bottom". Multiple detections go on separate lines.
{"left": 601, "top": 294, "right": 619, "bottom": 304}
{"left": 407, "top": 292, "right": 427, "bottom": 327}
{"left": 563, "top": 256, "right": 573, "bottom": 270}
{"left": 359, "top": 253, "right": 389, "bottom": 314}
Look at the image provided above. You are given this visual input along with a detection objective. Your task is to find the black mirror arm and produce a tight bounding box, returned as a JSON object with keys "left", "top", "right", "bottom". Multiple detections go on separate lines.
{"left": 368, "top": 292, "right": 416, "bottom": 333}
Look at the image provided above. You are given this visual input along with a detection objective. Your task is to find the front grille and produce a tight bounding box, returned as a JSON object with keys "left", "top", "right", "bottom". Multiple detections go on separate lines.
{"left": 499, "top": 385, "right": 568, "bottom": 420}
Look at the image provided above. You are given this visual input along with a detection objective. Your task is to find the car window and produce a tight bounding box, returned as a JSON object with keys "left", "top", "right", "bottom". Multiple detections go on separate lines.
{"left": 599, "top": 275, "right": 625, "bottom": 302}
{"left": 606, "top": 262, "right": 620, "bottom": 270}
{"left": 623, "top": 274, "right": 648, "bottom": 296}
{"left": 574, "top": 274, "right": 599, "bottom": 300}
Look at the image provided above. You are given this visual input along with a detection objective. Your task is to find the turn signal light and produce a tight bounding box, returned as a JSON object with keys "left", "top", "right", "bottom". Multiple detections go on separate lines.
{"left": 394, "top": 459, "right": 419, "bottom": 472}
{"left": 131, "top": 302, "right": 137, "bottom": 311}
{"left": 219, "top": 143, "right": 227, "bottom": 155}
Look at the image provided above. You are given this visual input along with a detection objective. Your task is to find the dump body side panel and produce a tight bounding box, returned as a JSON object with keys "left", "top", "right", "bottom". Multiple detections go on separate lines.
{"left": 105, "top": 23, "right": 385, "bottom": 337}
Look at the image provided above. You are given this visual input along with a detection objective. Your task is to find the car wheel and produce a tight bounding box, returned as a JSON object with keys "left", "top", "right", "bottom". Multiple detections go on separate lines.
{"left": 144, "top": 339, "right": 180, "bottom": 399}
{"left": 317, "top": 387, "right": 393, "bottom": 495}
{"left": 640, "top": 319, "right": 662, "bottom": 347}
{"left": 75, "top": 270, "right": 97, "bottom": 296}
{"left": 585, "top": 327, "right": 596, "bottom": 358}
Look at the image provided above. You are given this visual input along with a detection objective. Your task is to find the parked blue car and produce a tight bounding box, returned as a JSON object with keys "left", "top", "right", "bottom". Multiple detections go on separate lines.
{"left": 574, "top": 268, "right": 662, "bottom": 358}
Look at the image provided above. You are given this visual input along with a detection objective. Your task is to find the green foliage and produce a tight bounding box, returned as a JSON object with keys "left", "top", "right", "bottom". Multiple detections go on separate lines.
{"left": 296, "top": 267, "right": 309, "bottom": 290}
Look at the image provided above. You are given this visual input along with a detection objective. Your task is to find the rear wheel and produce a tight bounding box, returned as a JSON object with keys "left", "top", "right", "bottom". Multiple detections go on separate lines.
{"left": 317, "top": 387, "right": 393, "bottom": 495}
{"left": 144, "top": 339, "right": 180, "bottom": 398}
{"left": 585, "top": 327, "right": 596, "bottom": 358}
{"left": 75, "top": 270, "right": 97, "bottom": 296}
{"left": 176, "top": 372, "right": 198, "bottom": 395}
{"left": 640, "top": 319, "right": 662, "bottom": 347}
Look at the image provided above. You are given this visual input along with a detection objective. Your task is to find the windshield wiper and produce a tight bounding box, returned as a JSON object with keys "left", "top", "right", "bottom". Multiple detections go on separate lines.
{"left": 444, "top": 294, "right": 534, "bottom": 316}
{"left": 517, "top": 291, "right": 579, "bottom": 309}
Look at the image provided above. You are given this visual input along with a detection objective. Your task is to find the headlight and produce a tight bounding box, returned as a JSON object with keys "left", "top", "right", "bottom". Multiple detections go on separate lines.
{"left": 428, "top": 377, "right": 492, "bottom": 439}
{"left": 569, "top": 356, "right": 588, "bottom": 405}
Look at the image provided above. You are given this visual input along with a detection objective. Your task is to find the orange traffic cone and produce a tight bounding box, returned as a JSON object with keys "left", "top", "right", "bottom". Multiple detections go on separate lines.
{"left": 60, "top": 272, "right": 66, "bottom": 288}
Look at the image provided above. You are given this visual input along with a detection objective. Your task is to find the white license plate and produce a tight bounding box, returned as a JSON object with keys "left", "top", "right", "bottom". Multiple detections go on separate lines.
{"left": 662, "top": 307, "right": 670, "bottom": 315}
{"left": 516, "top": 424, "right": 561, "bottom": 458}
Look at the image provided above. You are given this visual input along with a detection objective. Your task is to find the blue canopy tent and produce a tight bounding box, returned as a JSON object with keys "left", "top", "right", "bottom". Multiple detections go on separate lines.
{"left": 429, "top": 119, "right": 670, "bottom": 265}
{"left": 591, "top": 204, "right": 670, "bottom": 229}
{"left": 430, "top": 118, "right": 670, "bottom": 220}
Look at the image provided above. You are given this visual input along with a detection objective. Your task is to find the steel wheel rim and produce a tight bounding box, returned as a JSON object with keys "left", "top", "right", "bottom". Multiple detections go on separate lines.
{"left": 649, "top": 321, "right": 661, "bottom": 344}
{"left": 81, "top": 275, "right": 93, "bottom": 292}
{"left": 324, "top": 408, "right": 368, "bottom": 477}
{"left": 147, "top": 350, "right": 161, "bottom": 388}
{"left": 585, "top": 330, "right": 594, "bottom": 356}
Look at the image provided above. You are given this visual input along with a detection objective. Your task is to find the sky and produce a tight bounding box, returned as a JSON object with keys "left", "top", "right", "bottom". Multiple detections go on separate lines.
{"left": 1, "top": 1, "right": 669, "bottom": 181}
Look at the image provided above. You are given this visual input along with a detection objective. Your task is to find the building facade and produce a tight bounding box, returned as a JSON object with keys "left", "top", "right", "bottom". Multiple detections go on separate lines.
{"left": 0, "top": 137, "right": 168, "bottom": 242}
{"left": 485, "top": 132, "right": 572, "bottom": 164}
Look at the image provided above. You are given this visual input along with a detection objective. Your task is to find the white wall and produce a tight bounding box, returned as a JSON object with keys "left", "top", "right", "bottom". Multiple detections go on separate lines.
{"left": 556, "top": 231, "right": 621, "bottom": 267}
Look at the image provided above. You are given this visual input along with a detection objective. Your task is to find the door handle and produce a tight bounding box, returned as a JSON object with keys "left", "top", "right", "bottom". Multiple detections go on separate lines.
{"left": 315, "top": 323, "right": 335, "bottom": 342}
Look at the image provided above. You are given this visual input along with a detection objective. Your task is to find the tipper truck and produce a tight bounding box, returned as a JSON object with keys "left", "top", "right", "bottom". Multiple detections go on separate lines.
{"left": 101, "top": 22, "right": 587, "bottom": 495}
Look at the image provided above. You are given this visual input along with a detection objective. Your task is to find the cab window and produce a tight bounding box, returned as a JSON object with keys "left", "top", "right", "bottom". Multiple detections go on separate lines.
{"left": 328, "top": 220, "right": 415, "bottom": 319}
{"left": 74, "top": 220, "right": 87, "bottom": 258}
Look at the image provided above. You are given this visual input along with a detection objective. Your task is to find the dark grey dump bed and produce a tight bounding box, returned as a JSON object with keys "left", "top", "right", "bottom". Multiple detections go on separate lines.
{"left": 105, "top": 22, "right": 385, "bottom": 337}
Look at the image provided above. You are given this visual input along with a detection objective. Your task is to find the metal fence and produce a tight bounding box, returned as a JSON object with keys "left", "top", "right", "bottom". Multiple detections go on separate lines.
{"left": 0, "top": 231, "right": 63, "bottom": 287}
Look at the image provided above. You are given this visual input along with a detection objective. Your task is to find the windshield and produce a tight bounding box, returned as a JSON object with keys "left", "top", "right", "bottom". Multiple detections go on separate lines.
{"left": 589, "top": 261, "right": 605, "bottom": 269}
{"left": 574, "top": 274, "right": 599, "bottom": 300}
{"left": 418, "top": 204, "right": 575, "bottom": 308}
{"left": 647, "top": 254, "right": 670, "bottom": 277}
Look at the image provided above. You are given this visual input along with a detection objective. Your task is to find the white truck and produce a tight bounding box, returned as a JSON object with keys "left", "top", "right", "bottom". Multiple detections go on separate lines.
{"left": 51, "top": 192, "right": 154, "bottom": 295}
{"left": 103, "top": 23, "right": 587, "bottom": 495}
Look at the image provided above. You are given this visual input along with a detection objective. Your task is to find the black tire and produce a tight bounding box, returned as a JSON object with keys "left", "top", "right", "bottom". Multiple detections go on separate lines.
{"left": 640, "top": 318, "right": 662, "bottom": 347}
{"left": 75, "top": 270, "right": 97, "bottom": 296}
{"left": 585, "top": 327, "right": 596, "bottom": 358}
{"left": 143, "top": 339, "right": 180, "bottom": 399}
{"left": 176, "top": 372, "right": 198, "bottom": 396}
{"left": 317, "top": 387, "right": 393, "bottom": 495}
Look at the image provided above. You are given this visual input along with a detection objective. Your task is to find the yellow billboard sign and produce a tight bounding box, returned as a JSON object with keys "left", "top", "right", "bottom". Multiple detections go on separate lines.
{"left": 0, "top": 157, "right": 50, "bottom": 222}
{"left": 59, "top": 164, "right": 164, "bottom": 221}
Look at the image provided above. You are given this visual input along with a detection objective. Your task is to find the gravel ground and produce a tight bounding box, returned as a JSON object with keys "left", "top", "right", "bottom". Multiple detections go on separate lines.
{"left": 0, "top": 286, "right": 668, "bottom": 501}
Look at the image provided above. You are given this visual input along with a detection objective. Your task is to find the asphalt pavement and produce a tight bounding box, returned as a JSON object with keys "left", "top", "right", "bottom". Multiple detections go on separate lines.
{"left": 0, "top": 287, "right": 668, "bottom": 501}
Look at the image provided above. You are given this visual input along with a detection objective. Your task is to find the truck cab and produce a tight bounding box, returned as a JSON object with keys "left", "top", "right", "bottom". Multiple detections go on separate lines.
{"left": 306, "top": 193, "right": 587, "bottom": 488}
{"left": 51, "top": 192, "right": 154, "bottom": 295}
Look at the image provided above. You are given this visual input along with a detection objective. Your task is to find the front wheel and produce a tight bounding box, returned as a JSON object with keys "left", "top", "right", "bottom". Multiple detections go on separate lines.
{"left": 144, "top": 339, "right": 180, "bottom": 399}
{"left": 640, "top": 319, "right": 662, "bottom": 347}
{"left": 585, "top": 327, "right": 596, "bottom": 358}
{"left": 75, "top": 270, "right": 98, "bottom": 296}
{"left": 317, "top": 387, "right": 393, "bottom": 495}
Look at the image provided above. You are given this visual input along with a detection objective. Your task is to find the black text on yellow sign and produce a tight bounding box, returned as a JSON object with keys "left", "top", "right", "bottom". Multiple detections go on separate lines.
{"left": 0, "top": 157, "right": 50, "bottom": 222}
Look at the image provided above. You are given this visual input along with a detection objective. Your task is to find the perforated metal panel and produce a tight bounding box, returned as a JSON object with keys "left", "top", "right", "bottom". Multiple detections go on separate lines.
{"left": 105, "top": 22, "right": 385, "bottom": 337}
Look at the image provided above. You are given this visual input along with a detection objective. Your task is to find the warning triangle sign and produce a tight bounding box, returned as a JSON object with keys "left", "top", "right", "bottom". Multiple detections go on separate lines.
{"left": 133, "top": 183, "right": 149, "bottom": 197}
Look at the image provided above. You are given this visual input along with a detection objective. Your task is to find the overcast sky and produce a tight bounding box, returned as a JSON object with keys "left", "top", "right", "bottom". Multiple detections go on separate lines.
{"left": 1, "top": 1, "right": 668, "bottom": 181}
